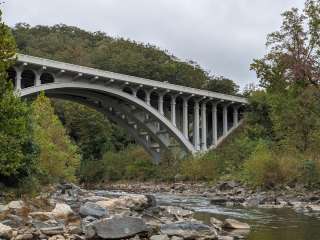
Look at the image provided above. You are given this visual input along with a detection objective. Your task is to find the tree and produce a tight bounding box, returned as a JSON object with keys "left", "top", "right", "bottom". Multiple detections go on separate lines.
{"left": 0, "top": 8, "right": 38, "bottom": 184}
{"left": 251, "top": 0, "right": 320, "bottom": 91}
{"left": 32, "top": 94, "right": 80, "bottom": 183}
{"left": 250, "top": 0, "right": 320, "bottom": 153}
{"left": 204, "top": 76, "right": 239, "bottom": 95}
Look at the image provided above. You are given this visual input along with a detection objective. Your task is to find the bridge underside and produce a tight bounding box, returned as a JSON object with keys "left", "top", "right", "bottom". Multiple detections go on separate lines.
{"left": 9, "top": 54, "right": 247, "bottom": 163}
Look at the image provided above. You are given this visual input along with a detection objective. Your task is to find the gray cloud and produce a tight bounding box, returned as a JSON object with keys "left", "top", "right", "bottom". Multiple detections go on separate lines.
{"left": 2, "top": 0, "right": 305, "bottom": 88}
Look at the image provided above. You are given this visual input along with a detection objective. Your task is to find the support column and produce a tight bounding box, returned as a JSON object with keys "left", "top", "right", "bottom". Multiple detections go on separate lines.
{"left": 233, "top": 105, "right": 239, "bottom": 127}
{"left": 193, "top": 100, "right": 200, "bottom": 151}
{"left": 158, "top": 93, "right": 164, "bottom": 115}
{"left": 35, "top": 72, "right": 41, "bottom": 87}
{"left": 16, "top": 70, "right": 22, "bottom": 90}
{"left": 132, "top": 88, "right": 137, "bottom": 97}
{"left": 212, "top": 103, "right": 218, "bottom": 146}
{"left": 223, "top": 103, "right": 228, "bottom": 136}
{"left": 171, "top": 95, "right": 176, "bottom": 126}
{"left": 201, "top": 101, "right": 207, "bottom": 151}
{"left": 145, "top": 90, "right": 151, "bottom": 105}
{"left": 182, "top": 97, "right": 189, "bottom": 139}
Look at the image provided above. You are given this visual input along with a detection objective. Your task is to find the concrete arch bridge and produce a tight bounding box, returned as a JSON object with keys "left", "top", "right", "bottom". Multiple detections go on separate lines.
{"left": 9, "top": 54, "right": 248, "bottom": 163}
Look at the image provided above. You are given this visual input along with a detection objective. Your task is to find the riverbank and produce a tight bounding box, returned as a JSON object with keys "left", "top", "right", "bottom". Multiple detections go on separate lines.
{"left": 0, "top": 181, "right": 320, "bottom": 240}
{"left": 0, "top": 183, "right": 251, "bottom": 240}
{"left": 99, "top": 181, "right": 320, "bottom": 215}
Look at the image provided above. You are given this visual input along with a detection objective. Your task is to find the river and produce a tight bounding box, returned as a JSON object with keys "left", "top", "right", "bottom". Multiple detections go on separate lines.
{"left": 155, "top": 193, "right": 320, "bottom": 240}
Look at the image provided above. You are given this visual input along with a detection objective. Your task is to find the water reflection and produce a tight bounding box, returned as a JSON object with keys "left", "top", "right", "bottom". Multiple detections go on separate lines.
{"left": 155, "top": 193, "right": 320, "bottom": 240}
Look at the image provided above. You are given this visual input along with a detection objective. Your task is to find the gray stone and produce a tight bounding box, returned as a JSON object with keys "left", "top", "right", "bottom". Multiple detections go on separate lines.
{"left": 7, "top": 200, "right": 24, "bottom": 210}
{"left": 150, "top": 234, "right": 169, "bottom": 240}
{"left": 93, "top": 216, "right": 148, "bottom": 239}
{"left": 223, "top": 219, "right": 250, "bottom": 229}
{"left": 161, "top": 206, "right": 193, "bottom": 218}
{"left": 0, "top": 223, "right": 12, "bottom": 239}
{"left": 160, "top": 221, "right": 216, "bottom": 238}
{"left": 51, "top": 203, "right": 74, "bottom": 218}
{"left": 15, "top": 233, "right": 34, "bottom": 240}
{"left": 79, "top": 202, "right": 108, "bottom": 218}
{"left": 40, "top": 226, "right": 65, "bottom": 235}
{"left": 170, "top": 236, "right": 183, "bottom": 240}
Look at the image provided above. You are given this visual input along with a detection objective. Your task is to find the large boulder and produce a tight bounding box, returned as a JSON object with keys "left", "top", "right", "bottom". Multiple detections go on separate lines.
{"left": 7, "top": 200, "right": 25, "bottom": 210}
{"left": 160, "top": 221, "right": 216, "bottom": 239}
{"left": 223, "top": 219, "right": 250, "bottom": 229}
{"left": 0, "top": 223, "right": 12, "bottom": 239}
{"left": 96, "top": 194, "right": 149, "bottom": 211}
{"left": 51, "top": 203, "right": 74, "bottom": 219}
{"left": 93, "top": 216, "right": 148, "bottom": 239}
{"left": 80, "top": 202, "right": 108, "bottom": 218}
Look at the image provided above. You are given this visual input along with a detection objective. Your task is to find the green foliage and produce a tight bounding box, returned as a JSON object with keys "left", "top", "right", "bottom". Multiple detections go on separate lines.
{"left": 80, "top": 146, "right": 156, "bottom": 183}
{"left": 12, "top": 24, "right": 208, "bottom": 89}
{"left": 205, "top": 76, "right": 240, "bottom": 95}
{"left": 32, "top": 94, "right": 80, "bottom": 183}
{"left": 0, "top": 9, "right": 38, "bottom": 185}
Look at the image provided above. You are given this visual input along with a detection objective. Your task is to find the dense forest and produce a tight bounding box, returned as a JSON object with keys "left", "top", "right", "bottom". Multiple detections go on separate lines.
{"left": 0, "top": 0, "right": 320, "bottom": 193}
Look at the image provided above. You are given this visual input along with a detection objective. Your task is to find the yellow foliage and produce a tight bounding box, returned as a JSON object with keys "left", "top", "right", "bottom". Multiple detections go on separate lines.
{"left": 32, "top": 93, "right": 80, "bottom": 183}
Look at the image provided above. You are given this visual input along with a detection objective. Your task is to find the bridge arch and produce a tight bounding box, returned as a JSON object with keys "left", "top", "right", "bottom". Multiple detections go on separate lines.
{"left": 20, "top": 82, "right": 196, "bottom": 163}
{"left": 13, "top": 54, "right": 248, "bottom": 162}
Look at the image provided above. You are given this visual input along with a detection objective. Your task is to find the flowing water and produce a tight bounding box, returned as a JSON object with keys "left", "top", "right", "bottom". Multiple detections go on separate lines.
{"left": 155, "top": 193, "right": 320, "bottom": 240}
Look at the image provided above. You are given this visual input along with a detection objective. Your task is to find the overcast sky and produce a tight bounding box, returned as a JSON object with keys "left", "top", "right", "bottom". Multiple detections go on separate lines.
{"left": 2, "top": 0, "right": 305, "bottom": 88}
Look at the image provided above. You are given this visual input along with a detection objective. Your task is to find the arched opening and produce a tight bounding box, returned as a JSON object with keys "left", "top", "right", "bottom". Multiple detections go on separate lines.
{"left": 175, "top": 96, "right": 184, "bottom": 131}
{"left": 217, "top": 104, "right": 223, "bottom": 138}
{"left": 6, "top": 67, "right": 16, "bottom": 87}
{"left": 21, "top": 70, "right": 36, "bottom": 89}
{"left": 122, "top": 86, "right": 133, "bottom": 95}
{"left": 227, "top": 105, "right": 233, "bottom": 130}
{"left": 150, "top": 92, "right": 159, "bottom": 109}
{"left": 136, "top": 89, "right": 146, "bottom": 101}
{"left": 163, "top": 94, "right": 171, "bottom": 119}
{"left": 40, "top": 72, "right": 54, "bottom": 84}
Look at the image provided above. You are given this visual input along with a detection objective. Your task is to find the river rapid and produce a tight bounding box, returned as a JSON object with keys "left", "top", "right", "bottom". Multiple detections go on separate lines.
{"left": 155, "top": 193, "right": 320, "bottom": 240}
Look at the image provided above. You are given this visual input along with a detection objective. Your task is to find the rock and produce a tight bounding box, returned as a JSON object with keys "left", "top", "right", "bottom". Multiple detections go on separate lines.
{"left": 82, "top": 196, "right": 110, "bottom": 202}
{"left": 145, "top": 195, "right": 157, "bottom": 208}
{"left": 171, "top": 236, "right": 183, "bottom": 240}
{"left": 306, "top": 204, "right": 320, "bottom": 212}
{"left": 1, "top": 214, "right": 24, "bottom": 228}
{"left": 162, "top": 206, "right": 193, "bottom": 218}
{"left": 15, "top": 233, "right": 34, "bottom": 240}
{"left": 93, "top": 216, "right": 148, "bottom": 239}
{"left": 210, "top": 197, "right": 228, "bottom": 205}
{"left": 218, "top": 236, "right": 234, "bottom": 240}
{"left": 150, "top": 234, "right": 169, "bottom": 240}
{"left": 0, "top": 223, "right": 12, "bottom": 239}
{"left": 160, "top": 221, "right": 216, "bottom": 239}
{"left": 51, "top": 203, "right": 73, "bottom": 218}
{"left": 243, "top": 195, "right": 266, "bottom": 208}
{"left": 223, "top": 219, "right": 250, "bottom": 229}
{"left": 68, "top": 224, "right": 82, "bottom": 234}
{"left": 7, "top": 200, "right": 25, "bottom": 210}
{"left": 48, "top": 235, "right": 65, "bottom": 240}
{"left": 0, "top": 204, "right": 9, "bottom": 213}
{"left": 96, "top": 194, "right": 148, "bottom": 211}
{"left": 80, "top": 202, "right": 108, "bottom": 218}
{"left": 29, "top": 211, "right": 53, "bottom": 221}
{"left": 217, "top": 181, "right": 239, "bottom": 191}
{"left": 210, "top": 217, "right": 223, "bottom": 229}
{"left": 40, "top": 226, "right": 65, "bottom": 235}
{"left": 82, "top": 222, "right": 96, "bottom": 239}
